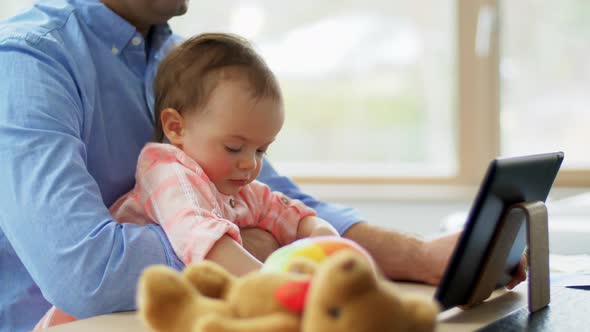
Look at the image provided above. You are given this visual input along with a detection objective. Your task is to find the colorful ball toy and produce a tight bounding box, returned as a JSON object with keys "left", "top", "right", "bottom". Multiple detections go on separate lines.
{"left": 262, "top": 236, "right": 375, "bottom": 273}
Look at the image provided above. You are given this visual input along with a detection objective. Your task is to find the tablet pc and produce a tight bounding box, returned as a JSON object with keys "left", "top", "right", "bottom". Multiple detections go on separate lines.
{"left": 434, "top": 151, "right": 564, "bottom": 310}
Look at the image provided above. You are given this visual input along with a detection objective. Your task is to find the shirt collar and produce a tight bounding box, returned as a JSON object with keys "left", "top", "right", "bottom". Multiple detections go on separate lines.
{"left": 74, "top": 0, "right": 172, "bottom": 54}
{"left": 150, "top": 24, "right": 176, "bottom": 58}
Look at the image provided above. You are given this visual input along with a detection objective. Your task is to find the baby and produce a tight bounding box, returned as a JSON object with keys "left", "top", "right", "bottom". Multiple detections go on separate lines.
{"left": 35, "top": 33, "right": 338, "bottom": 329}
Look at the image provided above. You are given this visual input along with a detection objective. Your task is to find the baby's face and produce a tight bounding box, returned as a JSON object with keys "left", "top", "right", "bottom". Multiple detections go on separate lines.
{"left": 181, "top": 78, "right": 284, "bottom": 195}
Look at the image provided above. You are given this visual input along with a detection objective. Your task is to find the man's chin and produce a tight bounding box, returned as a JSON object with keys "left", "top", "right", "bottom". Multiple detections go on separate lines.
{"left": 176, "top": 0, "right": 189, "bottom": 16}
{"left": 175, "top": 4, "right": 188, "bottom": 16}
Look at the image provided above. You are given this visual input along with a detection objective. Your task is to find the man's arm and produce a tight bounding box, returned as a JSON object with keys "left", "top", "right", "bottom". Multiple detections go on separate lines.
{"left": 343, "top": 223, "right": 456, "bottom": 284}
{"left": 0, "top": 38, "right": 182, "bottom": 318}
{"left": 345, "top": 223, "right": 528, "bottom": 286}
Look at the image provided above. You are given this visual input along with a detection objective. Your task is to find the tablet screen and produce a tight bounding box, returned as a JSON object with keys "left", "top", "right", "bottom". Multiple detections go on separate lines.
{"left": 435, "top": 152, "right": 564, "bottom": 310}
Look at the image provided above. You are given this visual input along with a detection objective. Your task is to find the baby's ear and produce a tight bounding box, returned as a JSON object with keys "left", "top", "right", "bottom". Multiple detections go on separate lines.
{"left": 160, "top": 108, "right": 185, "bottom": 145}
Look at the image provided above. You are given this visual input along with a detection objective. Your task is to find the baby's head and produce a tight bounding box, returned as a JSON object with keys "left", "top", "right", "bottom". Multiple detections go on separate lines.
{"left": 153, "top": 33, "right": 284, "bottom": 195}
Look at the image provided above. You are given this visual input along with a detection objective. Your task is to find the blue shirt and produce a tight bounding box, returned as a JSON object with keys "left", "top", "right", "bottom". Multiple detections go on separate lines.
{"left": 0, "top": 1, "right": 363, "bottom": 331}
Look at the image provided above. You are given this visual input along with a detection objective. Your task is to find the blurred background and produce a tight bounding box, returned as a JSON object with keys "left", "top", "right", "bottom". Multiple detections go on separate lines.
{"left": 168, "top": 0, "right": 590, "bottom": 178}
{"left": 2, "top": 0, "right": 588, "bottom": 253}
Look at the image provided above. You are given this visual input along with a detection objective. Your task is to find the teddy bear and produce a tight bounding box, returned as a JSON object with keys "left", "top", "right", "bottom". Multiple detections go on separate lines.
{"left": 136, "top": 238, "right": 439, "bottom": 332}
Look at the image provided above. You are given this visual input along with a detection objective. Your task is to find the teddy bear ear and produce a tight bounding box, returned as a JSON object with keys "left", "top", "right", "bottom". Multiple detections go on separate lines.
{"left": 183, "top": 262, "right": 235, "bottom": 299}
{"left": 400, "top": 295, "right": 440, "bottom": 332}
{"left": 137, "top": 265, "right": 198, "bottom": 332}
{"left": 286, "top": 256, "right": 318, "bottom": 276}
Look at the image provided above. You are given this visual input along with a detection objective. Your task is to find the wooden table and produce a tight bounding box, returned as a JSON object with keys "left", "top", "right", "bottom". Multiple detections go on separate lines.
{"left": 45, "top": 282, "right": 531, "bottom": 332}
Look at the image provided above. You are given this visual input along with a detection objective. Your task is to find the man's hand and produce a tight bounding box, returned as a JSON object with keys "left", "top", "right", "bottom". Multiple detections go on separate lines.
{"left": 240, "top": 228, "right": 280, "bottom": 263}
{"left": 418, "top": 232, "right": 460, "bottom": 285}
{"left": 506, "top": 255, "right": 527, "bottom": 289}
{"left": 421, "top": 231, "right": 527, "bottom": 289}
{"left": 344, "top": 223, "right": 528, "bottom": 289}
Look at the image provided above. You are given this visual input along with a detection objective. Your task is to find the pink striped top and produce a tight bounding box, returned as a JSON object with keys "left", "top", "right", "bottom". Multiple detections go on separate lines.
{"left": 110, "top": 142, "right": 316, "bottom": 264}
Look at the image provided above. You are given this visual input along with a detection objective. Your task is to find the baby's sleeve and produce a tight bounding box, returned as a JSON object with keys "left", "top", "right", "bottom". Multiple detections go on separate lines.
{"left": 135, "top": 144, "right": 242, "bottom": 264}
{"left": 243, "top": 181, "right": 316, "bottom": 246}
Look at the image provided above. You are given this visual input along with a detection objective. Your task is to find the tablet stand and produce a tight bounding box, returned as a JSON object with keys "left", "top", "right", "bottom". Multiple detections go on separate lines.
{"left": 466, "top": 201, "right": 550, "bottom": 313}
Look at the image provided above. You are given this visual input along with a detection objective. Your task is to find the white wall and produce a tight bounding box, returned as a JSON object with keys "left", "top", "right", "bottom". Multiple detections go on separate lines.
{"left": 330, "top": 199, "right": 469, "bottom": 236}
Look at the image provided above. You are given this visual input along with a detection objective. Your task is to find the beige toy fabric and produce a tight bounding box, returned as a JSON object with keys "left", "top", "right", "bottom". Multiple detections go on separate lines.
{"left": 137, "top": 251, "right": 439, "bottom": 332}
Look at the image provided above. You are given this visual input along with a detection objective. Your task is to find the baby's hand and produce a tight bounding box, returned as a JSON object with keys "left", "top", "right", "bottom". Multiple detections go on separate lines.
{"left": 309, "top": 223, "right": 339, "bottom": 238}
{"left": 296, "top": 216, "right": 339, "bottom": 240}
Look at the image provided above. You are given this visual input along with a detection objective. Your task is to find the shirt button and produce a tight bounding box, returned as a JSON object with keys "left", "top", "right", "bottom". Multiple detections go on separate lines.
{"left": 229, "top": 198, "right": 236, "bottom": 208}
{"left": 111, "top": 46, "right": 119, "bottom": 55}
{"left": 131, "top": 36, "right": 142, "bottom": 46}
{"left": 281, "top": 197, "right": 290, "bottom": 205}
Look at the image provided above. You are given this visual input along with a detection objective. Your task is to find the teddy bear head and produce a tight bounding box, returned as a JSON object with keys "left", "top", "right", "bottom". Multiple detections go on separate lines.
{"left": 302, "top": 251, "right": 439, "bottom": 332}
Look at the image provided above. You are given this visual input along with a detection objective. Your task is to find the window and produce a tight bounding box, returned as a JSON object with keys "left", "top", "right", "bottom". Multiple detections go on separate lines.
{"left": 501, "top": 0, "right": 590, "bottom": 171}
{"left": 170, "top": 1, "right": 457, "bottom": 178}
{"left": 1, "top": 1, "right": 588, "bottom": 186}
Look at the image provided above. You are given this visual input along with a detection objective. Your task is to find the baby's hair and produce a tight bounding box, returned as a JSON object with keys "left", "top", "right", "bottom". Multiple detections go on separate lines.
{"left": 153, "top": 33, "right": 282, "bottom": 142}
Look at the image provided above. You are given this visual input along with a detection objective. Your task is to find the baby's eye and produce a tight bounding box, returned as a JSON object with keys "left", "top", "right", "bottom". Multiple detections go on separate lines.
{"left": 225, "top": 146, "right": 241, "bottom": 153}
{"left": 256, "top": 148, "right": 267, "bottom": 155}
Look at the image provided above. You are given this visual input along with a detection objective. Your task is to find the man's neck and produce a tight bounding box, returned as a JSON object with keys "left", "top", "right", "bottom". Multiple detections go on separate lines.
{"left": 100, "top": 0, "right": 151, "bottom": 37}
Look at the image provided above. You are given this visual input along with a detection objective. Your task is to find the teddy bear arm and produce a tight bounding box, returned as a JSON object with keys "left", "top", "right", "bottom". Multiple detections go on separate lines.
{"left": 195, "top": 312, "right": 300, "bottom": 332}
{"left": 400, "top": 295, "right": 440, "bottom": 332}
